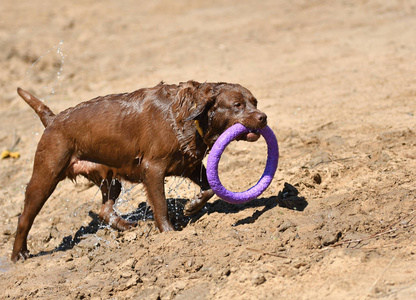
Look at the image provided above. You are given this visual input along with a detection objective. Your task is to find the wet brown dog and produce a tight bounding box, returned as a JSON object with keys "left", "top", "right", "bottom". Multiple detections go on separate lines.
{"left": 12, "top": 81, "right": 267, "bottom": 262}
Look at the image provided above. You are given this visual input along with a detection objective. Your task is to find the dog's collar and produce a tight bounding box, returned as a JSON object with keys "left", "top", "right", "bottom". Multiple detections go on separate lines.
{"left": 194, "top": 120, "right": 204, "bottom": 138}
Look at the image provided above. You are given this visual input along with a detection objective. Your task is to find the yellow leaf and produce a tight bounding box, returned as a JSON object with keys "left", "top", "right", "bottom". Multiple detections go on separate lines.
{"left": 1, "top": 150, "right": 20, "bottom": 159}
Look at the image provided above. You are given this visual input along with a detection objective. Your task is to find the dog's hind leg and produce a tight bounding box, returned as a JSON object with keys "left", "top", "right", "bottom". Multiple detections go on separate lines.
{"left": 183, "top": 164, "right": 215, "bottom": 216}
{"left": 97, "top": 174, "right": 137, "bottom": 231}
{"left": 11, "top": 135, "right": 71, "bottom": 262}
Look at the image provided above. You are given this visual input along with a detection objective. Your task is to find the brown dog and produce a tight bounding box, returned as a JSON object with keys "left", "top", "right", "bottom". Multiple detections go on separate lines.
{"left": 12, "top": 81, "right": 267, "bottom": 262}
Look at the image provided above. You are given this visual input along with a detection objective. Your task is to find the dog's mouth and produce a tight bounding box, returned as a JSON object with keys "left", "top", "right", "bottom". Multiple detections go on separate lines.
{"left": 236, "top": 129, "right": 261, "bottom": 142}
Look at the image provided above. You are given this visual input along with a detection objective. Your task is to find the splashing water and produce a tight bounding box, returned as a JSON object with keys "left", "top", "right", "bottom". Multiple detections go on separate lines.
{"left": 23, "top": 40, "right": 65, "bottom": 101}
{"left": 109, "top": 177, "right": 198, "bottom": 230}
{"left": 22, "top": 41, "right": 66, "bottom": 170}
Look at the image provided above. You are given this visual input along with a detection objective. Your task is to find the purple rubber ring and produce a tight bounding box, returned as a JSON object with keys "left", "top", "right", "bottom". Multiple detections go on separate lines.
{"left": 206, "top": 123, "right": 279, "bottom": 204}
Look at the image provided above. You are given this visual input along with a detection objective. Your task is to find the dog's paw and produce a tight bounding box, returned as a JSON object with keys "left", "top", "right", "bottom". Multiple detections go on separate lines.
{"left": 113, "top": 219, "right": 138, "bottom": 231}
{"left": 184, "top": 190, "right": 214, "bottom": 216}
{"left": 183, "top": 204, "right": 199, "bottom": 216}
{"left": 11, "top": 249, "right": 30, "bottom": 262}
{"left": 183, "top": 201, "right": 205, "bottom": 216}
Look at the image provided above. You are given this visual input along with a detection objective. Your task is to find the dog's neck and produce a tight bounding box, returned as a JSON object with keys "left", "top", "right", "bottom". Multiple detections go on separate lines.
{"left": 170, "top": 117, "right": 209, "bottom": 161}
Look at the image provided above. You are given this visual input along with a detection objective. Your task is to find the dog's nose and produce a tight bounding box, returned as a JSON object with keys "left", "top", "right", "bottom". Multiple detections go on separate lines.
{"left": 257, "top": 112, "right": 267, "bottom": 126}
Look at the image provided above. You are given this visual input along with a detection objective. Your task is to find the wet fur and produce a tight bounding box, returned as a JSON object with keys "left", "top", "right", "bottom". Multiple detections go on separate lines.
{"left": 12, "top": 80, "right": 267, "bottom": 262}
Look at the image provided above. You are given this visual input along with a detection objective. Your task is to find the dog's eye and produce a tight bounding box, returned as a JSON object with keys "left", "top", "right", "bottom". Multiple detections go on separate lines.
{"left": 234, "top": 102, "right": 242, "bottom": 108}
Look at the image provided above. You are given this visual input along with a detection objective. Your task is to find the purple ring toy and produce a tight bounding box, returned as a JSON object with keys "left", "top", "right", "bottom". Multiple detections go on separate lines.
{"left": 206, "top": 123, "right": 279, "bottom": 204}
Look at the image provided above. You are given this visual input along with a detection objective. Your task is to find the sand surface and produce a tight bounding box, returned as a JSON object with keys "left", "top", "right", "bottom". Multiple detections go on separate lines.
{"left": 1, "top": 1, "right": 416, "bottom": 299}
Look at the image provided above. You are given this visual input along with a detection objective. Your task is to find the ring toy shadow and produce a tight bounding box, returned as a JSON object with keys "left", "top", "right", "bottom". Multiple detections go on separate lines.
{"left": 30, "top": 183, "right": 306, "bottom": 258}
{"left": 190, "top": 182, "right": 308, "bottom": 226}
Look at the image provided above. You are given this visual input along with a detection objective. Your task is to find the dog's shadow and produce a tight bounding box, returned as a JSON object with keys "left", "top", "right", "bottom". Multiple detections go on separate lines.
{"left": 32, "top": 182, "right": 307, "bottom": 258}
{"left": 125, "top": 182, "right": 308, "bottom": 228}
{"left": 32, "top": 212, "right": 103, "bottom": 258}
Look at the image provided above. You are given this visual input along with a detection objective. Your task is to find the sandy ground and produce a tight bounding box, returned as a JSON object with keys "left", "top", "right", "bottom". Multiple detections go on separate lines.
{"left": 1, "top": 0, "right": 416, "bottom": 299}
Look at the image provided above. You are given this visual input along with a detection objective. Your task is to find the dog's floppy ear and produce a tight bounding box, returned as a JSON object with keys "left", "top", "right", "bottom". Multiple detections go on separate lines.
{"left": 182, "top": 82, "right": 217, "bottom": 122}
{"left": 184, "top": 101, "right": 209, "bottom": 121}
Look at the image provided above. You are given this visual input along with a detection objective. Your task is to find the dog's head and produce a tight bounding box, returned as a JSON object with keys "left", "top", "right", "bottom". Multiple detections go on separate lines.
{"left": 182, "top": 81, "right": 267, "bottom": 147}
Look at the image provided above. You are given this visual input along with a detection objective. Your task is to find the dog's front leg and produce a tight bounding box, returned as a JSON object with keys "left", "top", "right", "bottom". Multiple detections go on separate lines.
{"left": 143, "top": 165, "right": 175, "bottom": 232}
{"left": 183, "top": 164, "right": 215, "bottom": 216}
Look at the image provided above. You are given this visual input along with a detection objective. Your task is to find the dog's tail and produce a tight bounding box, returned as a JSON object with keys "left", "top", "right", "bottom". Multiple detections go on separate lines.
{"left": 17, "top": 88, "right": 56, "bottom": 127}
